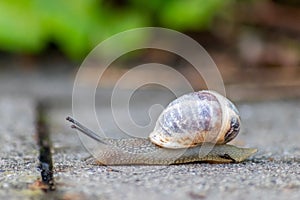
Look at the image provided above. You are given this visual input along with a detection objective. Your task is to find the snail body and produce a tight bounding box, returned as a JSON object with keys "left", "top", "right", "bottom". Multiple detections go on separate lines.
{"left": 93, "top": 138, "right": 256, "bottom": 165}
{"left": 67, "top": 90, "right": 257, "bottom": 165}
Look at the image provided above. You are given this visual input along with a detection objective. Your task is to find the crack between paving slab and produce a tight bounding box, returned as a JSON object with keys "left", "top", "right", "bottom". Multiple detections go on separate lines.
{"left": 36, "top": 102, "right": 56, "bottom": 191}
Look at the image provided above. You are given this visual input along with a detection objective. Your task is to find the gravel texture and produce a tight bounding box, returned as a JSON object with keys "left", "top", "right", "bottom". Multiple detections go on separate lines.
{"left": 0, "top": 97, "right": 43, "bottom": 200}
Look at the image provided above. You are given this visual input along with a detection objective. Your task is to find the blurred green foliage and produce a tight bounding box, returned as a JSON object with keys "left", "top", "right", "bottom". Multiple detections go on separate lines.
{"left": 0, "top": 0, "right": 230, "bottom": 60}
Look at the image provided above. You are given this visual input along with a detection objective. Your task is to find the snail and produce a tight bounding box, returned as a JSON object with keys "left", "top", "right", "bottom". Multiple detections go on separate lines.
{"left": 67, "top": 90, "right": 257, "bottom": 165}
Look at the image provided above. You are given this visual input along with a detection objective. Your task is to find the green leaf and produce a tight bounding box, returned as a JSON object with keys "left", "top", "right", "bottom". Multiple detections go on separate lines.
{"left": 0, "top": 0, "right": 45, "bottom": 52}
{"left": 160, "top": 0, "right": 229, "bottom": 30}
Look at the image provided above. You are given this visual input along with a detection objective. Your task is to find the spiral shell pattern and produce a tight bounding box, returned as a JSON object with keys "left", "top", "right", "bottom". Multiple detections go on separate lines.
{"left": 149, "top": 90, "right": 240, "bottom": 149}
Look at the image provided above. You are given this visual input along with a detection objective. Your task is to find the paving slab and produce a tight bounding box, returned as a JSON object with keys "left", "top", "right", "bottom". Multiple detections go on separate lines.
{"left": 49, "top": 95, "right": 300, "bottom": 200}
{"left": 0, "top": 97, "right": 43, "bottom": 200}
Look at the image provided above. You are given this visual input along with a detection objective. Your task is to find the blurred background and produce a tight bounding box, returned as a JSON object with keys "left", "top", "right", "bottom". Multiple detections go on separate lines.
{"left": 0, "top": 0, "right": 299, "bottom": 101}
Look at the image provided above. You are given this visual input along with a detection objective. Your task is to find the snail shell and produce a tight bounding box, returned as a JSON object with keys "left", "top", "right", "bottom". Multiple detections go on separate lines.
{"left": 149, "top": 90, "right": 240, "bottom": 149}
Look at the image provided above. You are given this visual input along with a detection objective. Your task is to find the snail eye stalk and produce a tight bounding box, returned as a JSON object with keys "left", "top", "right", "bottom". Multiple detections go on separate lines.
{"left": 66, "top": 116, "right": 107, "bottom": 144}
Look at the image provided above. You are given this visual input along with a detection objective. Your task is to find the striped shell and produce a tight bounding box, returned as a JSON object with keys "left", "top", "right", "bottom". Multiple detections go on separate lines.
{"left": 149, "top": 90, "right": 241, "bottom": 149}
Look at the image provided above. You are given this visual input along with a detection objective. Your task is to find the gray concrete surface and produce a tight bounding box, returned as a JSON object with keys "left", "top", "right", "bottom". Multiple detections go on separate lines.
{"left": 49, "top": 97, "right": 300, "bottom": 200}
{"left": 0, "top": 97, "right": 43, "bottom": 200}
{"left": 0, "top": 73, "right": 299, "bottom": 199}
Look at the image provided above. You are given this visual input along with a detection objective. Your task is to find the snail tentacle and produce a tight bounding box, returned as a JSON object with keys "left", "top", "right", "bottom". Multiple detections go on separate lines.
{"left": 66, "top": 116, "right": 107, "bottom": 145}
